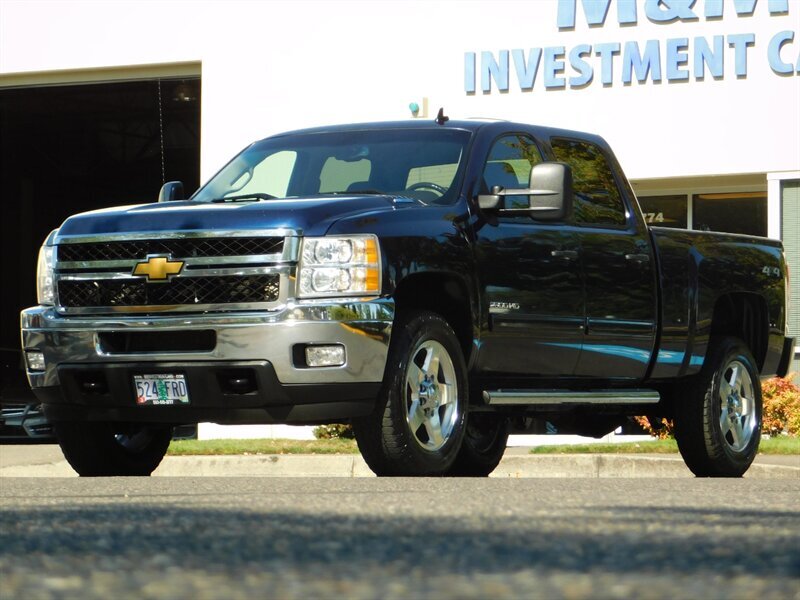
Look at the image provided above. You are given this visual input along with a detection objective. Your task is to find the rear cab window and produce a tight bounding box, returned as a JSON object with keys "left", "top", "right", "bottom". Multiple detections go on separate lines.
{"left": 550, "top": 138, "right": 628, "bottom": 227}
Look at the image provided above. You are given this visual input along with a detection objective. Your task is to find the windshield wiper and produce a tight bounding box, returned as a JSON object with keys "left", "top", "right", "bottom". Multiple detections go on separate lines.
{"left": 208, "top": 193, "right": 277, "bottom": 203}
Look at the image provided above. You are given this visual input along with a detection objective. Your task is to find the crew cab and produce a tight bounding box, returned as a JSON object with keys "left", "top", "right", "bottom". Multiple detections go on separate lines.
{"left": 21, "top": 117, "right": 794, "bottom": 477}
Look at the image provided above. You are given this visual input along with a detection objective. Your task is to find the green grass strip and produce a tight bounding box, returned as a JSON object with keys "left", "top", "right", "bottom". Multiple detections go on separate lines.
{"left": 168, "top": 438, "right": 359, "bottom": 456}
{"left": 530, "top": 440, "right": 679, "bottom": 454}
{"left": 167, "top": 435, "right": 798, "bottom": 456}
{"left": 529, "top": 436, "right": 799, "bottom": 455}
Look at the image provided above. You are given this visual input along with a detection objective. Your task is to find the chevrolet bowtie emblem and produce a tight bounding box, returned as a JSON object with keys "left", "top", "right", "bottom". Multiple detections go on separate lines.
{"left": 132, "top": 256, "right": 184, "bottom": 282}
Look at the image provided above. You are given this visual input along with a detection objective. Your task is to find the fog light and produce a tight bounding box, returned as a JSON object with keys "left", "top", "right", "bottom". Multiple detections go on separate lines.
{"left": 26, "top": 351, "right": 45, "bottom": 371}
{"left": 305, "top": 345, "right": 346, "bottom": 367}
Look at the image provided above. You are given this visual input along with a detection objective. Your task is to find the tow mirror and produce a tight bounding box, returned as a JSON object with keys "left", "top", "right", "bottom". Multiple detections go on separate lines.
{"left": 477, "top": 162, "right": 572, "bottom": 221}
{"left": 158, "top": 181, "right": 185, "bottom": 203}
{"left": 525, "top": 162, "right": 572, "bottom": 221}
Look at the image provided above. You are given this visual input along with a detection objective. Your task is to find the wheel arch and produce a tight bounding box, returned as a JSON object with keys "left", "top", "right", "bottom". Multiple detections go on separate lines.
{"left": 709, "top": 292, "right": 769, "bottom": 371}
{"left": 392, "top": 272, "right": 476, "bottom": 365}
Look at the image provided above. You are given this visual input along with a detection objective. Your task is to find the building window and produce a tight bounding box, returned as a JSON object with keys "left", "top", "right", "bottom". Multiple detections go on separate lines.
{"left": 782, "top": 181, "right": 800, "bottom": 345}
{"left": 638, "top": 195, "right": 688, "bottom": 228}
{"left": 692, "top": 192, "right": 768, "bottom": 236}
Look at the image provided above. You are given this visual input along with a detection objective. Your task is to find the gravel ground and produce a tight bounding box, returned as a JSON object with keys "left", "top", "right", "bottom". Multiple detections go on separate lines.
{"left": 1, "top": 477, "right": 798, "bottom": 599}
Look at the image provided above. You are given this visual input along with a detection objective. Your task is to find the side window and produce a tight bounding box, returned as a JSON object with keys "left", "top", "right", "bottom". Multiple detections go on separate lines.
{"left": 551, "top": 138, "right": 627, "bottom": 226}
{"left": 483, "top": 135, "right": 543, "bottom": 210}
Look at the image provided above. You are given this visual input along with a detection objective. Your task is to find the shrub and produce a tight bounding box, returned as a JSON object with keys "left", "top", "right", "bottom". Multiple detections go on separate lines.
{"left": 761, "top": 374, "right": 800, "bottom": 437}
{"left": 634, "top": 416, "right": 674, "bottom": 440}
{"left": 312, "top": 423, "right": 355, "bottom": 440}
{"left": 634, "top": 374, "right": 800, "bottom": 440}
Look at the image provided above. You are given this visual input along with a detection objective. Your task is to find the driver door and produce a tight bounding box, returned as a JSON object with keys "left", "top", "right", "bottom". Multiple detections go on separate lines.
{"left": 473, "top": 134, "right": 584, "bottom": 377}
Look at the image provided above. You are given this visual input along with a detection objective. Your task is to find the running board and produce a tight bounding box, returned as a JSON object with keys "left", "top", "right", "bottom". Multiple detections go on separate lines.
{"left": 482, "top": 389, "right": 661, "bottom": 405}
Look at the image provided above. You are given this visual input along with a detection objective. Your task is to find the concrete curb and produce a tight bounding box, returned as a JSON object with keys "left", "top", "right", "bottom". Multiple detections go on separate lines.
{"left": 1, "top": 452, "right": 797, "bottom": 478}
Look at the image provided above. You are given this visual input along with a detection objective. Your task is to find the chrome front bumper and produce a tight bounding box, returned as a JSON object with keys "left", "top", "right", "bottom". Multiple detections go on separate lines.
{"left": 21, "top": 299, "right": 394, "bottom": 389}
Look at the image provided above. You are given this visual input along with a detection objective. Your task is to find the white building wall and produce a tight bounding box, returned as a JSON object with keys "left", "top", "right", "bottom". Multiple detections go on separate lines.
{"left": 2, "top": 0, "right": 799, "bottom": 182}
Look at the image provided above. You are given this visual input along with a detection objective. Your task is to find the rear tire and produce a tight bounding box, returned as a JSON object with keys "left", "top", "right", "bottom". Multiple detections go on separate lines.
{"left": 55, "top": 421, "right": 173, "bottom": 476}
{"left": 353, "top": 311, "right": 468, "bottom": 476}
{"left": 674, "top": 337, "right": 762, "bottom": 477}
{"left": 448, "top": 413, "right": 509, "bottom": 477}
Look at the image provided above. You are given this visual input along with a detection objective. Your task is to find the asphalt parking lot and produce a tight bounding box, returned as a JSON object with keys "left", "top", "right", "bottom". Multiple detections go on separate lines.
{"left": 1, "top": 476, "right": 798, "bottom": 599}
{"left": 2, "top": 444, "right": 797, "bottom": 599}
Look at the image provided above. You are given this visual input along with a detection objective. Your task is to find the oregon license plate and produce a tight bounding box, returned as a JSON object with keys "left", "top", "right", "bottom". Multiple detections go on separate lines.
{"left": 134, "top": 374, "right": 190, "bottom": 405}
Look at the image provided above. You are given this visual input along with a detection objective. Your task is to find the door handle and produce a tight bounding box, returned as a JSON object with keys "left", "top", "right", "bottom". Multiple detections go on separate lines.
{"left": 551, "top": 250, "right": 578, "bottom": 261}
{"left": 625, "top": 253, "right": 650, "bottom": 264}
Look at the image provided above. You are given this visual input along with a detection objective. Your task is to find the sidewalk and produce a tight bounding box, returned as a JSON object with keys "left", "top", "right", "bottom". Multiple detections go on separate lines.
{"left": 1, "top": 444, "right": 797, "bottom": 478}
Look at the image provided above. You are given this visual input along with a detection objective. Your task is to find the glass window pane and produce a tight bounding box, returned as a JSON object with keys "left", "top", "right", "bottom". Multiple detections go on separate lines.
{"left": 482, "top": 135, "right": 543, "bottom": 210}
{"left": 227, "top": 150, "right": 296, "bottom": 198}
{"left": 551, "top": 138, "right": 627, "bottom": 226}
{"left": 406, "top": 163, "right": 459, "bottom": 189}
{"left": 638, "top": 195, "right": 688, "bottom": 228}
{"left": 692, "top": 192, "right": 767, "bottom": 236}
{"left": 781, "top": 180, "right": 800, "bottom": 339}
{"left": 319, "top": 158, "right": 371, "bottom": 193}
{"left": 193, "top": 129, "right": 471, "bottom": 204}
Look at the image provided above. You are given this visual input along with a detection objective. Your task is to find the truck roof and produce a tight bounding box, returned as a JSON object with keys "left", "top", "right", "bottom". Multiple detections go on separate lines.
{"left": 262, "top": 118, "right": 606, "bottom": 147}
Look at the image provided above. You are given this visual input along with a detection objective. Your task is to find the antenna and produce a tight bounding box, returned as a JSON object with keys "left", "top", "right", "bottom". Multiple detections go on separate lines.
{"left": 435, "top": 108, "right": 449, "bottom": 125}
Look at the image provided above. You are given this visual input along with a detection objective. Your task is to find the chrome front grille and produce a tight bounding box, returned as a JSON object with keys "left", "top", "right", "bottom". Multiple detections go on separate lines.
{"left": 54, "top": 231, "right": 298, "bottom": 313}
{"left": 57, "top": 237, "right": 284, "bottom": 262}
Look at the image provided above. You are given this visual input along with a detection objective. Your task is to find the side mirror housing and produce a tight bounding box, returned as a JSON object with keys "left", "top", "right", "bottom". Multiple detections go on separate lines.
{"left": 526, "top": 162, "right": 572, "bottom": 222}
{"left": 476, "top": 162, "right": 573, "bottom": 221}
{"left": 158, "top": 181, "right": 185, "bottom": 203}
{"left": 477, "top": 186, "right": 504, "bottom": 210}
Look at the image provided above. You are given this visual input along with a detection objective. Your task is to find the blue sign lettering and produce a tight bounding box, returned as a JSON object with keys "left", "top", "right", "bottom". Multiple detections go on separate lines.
{"left": 645, "top": 0, "right": 698, "bottom": 23}
{"left": 513, "top": 48, "right": 543, "bottom": 90}
{"left": 544, "top": 47, "right": 567, "bottom": 88}
{"left": 727, "top": 33, "right": 756, "bottom": 76}
{"left": 464, "top": 52, "right": 476, "bottom": 93}
{"left": 569, "top": 44, "right": 594, "bottom": 86}
{"left": 622, "top": 40, "right": 662, "bottom": 83}
{"left": 768, "top": 30, "right": 799, "bottom": 74}
{"left": 595, "top": 42, "right": 622, "bottom": 85}
{"left": 693, "top": 35, "right": 725, "bottom": 78}
{"left": 481, "top": 50, "right": 509, "bottom": 93}
{"left": 558, "top": 0, "right": 789, "bottom": 26}
{"left": 558, "top": 0, "right": 639, "bottom": 28}
{"left": 705, "top": 0, "right": 789, "bottom": 19}
{"left": 666, "top": 37, "right": 691, "bottom": 80}
{"left": 466, "top": 1, "right": 796, "bottom": 95}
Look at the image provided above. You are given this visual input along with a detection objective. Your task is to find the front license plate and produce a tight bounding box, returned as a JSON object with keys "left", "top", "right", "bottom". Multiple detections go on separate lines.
{"left": 134, "top": 374, "right": 190, "bottom": 406}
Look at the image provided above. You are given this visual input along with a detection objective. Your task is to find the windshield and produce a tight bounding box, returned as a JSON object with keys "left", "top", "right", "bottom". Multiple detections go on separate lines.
{"left": 192, "top": 128, "right": 471, "bottom": 205}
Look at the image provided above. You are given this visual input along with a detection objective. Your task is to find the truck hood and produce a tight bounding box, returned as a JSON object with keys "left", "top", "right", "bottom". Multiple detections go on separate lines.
{"left": 55, "top": 195, "right": 411, "bottom": 239}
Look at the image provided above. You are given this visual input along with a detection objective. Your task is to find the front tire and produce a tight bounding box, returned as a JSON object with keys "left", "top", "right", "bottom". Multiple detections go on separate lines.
{"left": 448, "top": 413, "right": 509, "bottom": 477}
{"left": 674, "top": 336, "right": 762, "bottom": 477}
{"left": 55, "top": 421, "right": 173, "bottom": 476}
{"left": 353, "top": 311, "right": 468, "bottom": 476}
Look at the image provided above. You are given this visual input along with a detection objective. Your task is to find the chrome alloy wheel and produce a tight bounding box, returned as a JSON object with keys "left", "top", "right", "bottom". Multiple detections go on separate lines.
{"left": 718, "top": 359, "right": 757, "bottom": 452}
{"left": 404, "top": 340, "right": 459, "bottom": 451}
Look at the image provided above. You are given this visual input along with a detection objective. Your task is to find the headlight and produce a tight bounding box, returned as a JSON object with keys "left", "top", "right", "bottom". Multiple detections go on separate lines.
{"left": 298, "top": 235, "right": 381, "bottom": 298}
{"left": 36, "top": 230, "right": 58, "bottom": 306}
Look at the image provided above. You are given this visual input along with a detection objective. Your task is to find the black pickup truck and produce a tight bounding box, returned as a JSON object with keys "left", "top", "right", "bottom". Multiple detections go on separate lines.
{"left": 21, "top": 117, "right": 794, "bottom": 477}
